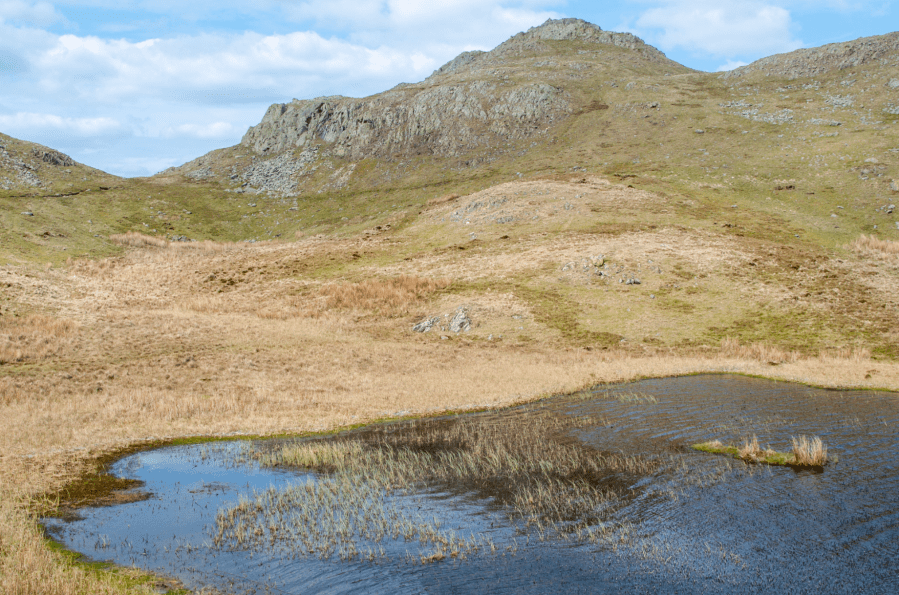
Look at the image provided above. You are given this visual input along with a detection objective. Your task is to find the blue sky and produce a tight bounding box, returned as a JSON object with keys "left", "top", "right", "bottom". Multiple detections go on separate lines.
{"left": 0, "top": 1, "right": 896, "bottom": 177}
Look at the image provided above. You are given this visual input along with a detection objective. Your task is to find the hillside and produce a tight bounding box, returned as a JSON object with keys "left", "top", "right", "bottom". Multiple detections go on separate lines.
{"left": 1, "top": 18, "right": 898, "bottom": 359}
{"left": 0, "top": 132, "right": 116, "bottom": 193}
{"left": 4, "top": 20, "right": 899, "bottom": 595}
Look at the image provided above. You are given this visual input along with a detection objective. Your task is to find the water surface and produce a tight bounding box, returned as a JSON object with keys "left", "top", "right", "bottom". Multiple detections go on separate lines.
{"left": 44, "top": 374, "right": 899, "bottom": 593}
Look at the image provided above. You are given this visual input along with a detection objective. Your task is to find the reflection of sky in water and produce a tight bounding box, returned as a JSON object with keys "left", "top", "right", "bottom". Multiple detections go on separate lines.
{"left": 44, "top": 375, "right": 899, "bottom": 594}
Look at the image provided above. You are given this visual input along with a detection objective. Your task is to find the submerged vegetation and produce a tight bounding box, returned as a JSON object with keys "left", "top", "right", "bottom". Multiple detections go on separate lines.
{"left": 693, "top": 434, "right": 829, "bottom": 468}
{"left": 215, "top": 408, "right": 666, "bottom": 563}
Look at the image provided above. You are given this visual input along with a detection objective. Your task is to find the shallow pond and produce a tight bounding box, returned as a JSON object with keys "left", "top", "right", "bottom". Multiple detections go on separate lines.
{"left": 44, "top": 374, "right": 899, "bottom": 593}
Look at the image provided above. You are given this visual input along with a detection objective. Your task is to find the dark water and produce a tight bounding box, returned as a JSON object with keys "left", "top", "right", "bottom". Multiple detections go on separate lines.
{"left": 43, "top": 374, "right": 899, "bottom": 593}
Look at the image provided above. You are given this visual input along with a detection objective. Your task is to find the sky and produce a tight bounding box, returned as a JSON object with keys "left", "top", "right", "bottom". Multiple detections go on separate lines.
{"left": 0, "top": 1, "right": 896, "bottom": 177}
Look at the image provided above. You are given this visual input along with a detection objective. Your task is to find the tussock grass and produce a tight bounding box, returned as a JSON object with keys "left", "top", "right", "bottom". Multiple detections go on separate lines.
{"left": 720, "top": 337, "right": 800, "bottom": 364}
{"left": 109, "top": 232, "right": 169, "bottom": 249}
{"left": 850, "top": 234, "right": 899, "bottom": 258}
{"left": 0, "top": 314, "right": 77, "bottom": 366}
{"left": 819, "top": 346, "right": 871, "bottom": 362}
{"left": 321, "top": 275, "right": 450, "bottom": 314}
{"left": 792, "top": 435, "right": 828, "bottom": 466}
{"left": 218, "top": 409, "right": 659, "bottom": 561}
{"left": 694, "top": 434, "right": 828, "bottom": 468}
{"left": 110, "top": 231, "right": 231, "bottom": 253}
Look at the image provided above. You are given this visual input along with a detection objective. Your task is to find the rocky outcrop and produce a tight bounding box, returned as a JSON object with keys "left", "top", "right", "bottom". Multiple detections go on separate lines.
{"left": 34, "top": 148, "right": 75, "bottom": 167}
{"left": 0, "top": 135, "right": 82, "bottom": 190}
{"left": 237, "top": 148, "right": 319, "bottom": 195}
{"left": 723, "top": 32, "right": 899, "bottom": 80}
{"left": 488, "top": 18, "right": 669, "bottom": 62}
{"left": 241, "top": 82, "right": 570, "bottom": 159}
{"left": 1, "top": 143, "right": 42, "bottom": 189}
{"left": 240, "top": 19, "right": 675, "bottom": 162}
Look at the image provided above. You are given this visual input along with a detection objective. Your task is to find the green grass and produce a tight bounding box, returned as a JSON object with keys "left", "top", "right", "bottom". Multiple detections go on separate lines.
{"left": 692, "top": 436, "right": 827, "bottom": 468}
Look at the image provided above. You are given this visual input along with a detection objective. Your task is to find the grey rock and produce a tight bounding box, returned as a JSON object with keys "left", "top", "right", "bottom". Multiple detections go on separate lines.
{"left": 825, "top": 94, "right": 854, "bottom": 108}
{"left": 431, "top": 50, "right": 487, "bottom": 77}
{"left": 723, "top": 32, "right": 899, "bottom": 80}
{"left": 240, "top": 19, "right": 678, "bottom": 165}
{"left": 21, "top": 211, "right": 33, "bottom": 216}
{"left": 449, "top": 308, "right": 471, "bottom": 333}
{"left": 694, "top": 129, "right": 705, "bottom": 134}
{"left": 238, "top": 149, "right": 319, "bottom": 196}
{"left": 809, "top": 118, "right": 842, "bottom": 126}
{"left": 33, "top": 149, "right": 75, "bottom": 167}
{"left": 890, "top": 180, "right": 899, "bottom": 192}
{"left": 242, "top": 83, "right": 571, "bottom": 161}
{"left": 412, "top": 316, "right": 440, "bottom": 333}
{"left": 887, "top": 79, "right": 899, "bottom": 89}
{"left": 624, "top": 278, "right": 641, "bottom": 285}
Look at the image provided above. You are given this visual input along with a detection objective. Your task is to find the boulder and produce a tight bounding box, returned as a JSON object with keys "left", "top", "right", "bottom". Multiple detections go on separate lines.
{"left": 412, "top": 316, "right": 440, "bottom": 333}
{"left": 449, "top": 308, "right": 471, "bottom": 333}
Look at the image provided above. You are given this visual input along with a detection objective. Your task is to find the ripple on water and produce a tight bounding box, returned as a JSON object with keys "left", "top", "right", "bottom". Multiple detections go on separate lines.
{"left": 43, "top": 375, "right": 899, "bottom": 594}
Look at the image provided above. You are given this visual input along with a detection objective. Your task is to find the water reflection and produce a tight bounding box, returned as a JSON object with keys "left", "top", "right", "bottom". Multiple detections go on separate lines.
{"left": 44, "top": 375, "right": 899, "bottom": 593}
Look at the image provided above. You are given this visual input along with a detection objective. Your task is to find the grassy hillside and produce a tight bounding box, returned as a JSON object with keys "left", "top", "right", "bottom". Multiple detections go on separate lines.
{"left": 2, "top": 24, "right": 899, "bottom": 595}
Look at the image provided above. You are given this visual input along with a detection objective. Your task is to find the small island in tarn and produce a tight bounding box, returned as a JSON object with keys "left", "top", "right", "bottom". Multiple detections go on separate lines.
{"left": 692, "top": 435, "right": 828, "bottom": 469}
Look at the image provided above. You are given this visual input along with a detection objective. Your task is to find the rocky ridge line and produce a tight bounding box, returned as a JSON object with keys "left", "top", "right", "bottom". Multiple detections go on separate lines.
{"left": 724, "top": 32, "right": 899, "bottom": 80}
{"left": 240, "top": 19, "right": 678, "bottom": 161}
{"left": 430, "top": 18, "right": 672, "bottom": 77}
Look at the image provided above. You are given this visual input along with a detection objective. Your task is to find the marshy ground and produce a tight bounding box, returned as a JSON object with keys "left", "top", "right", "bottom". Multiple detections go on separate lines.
{"left": 40, "top": 375, "right": 899, "bottom": 594}
{"left": 2, "top": 178, "right": 899, "bottom": 594}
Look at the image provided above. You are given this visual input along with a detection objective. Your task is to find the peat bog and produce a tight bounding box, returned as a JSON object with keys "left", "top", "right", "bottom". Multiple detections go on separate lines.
{"left": 43, "top": 375, "right": 899, "bottom": 594}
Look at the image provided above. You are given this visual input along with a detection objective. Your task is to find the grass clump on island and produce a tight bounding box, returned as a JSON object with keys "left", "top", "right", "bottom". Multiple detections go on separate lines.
{"left": 693, "top": 434, "right": 828, "bottom": 468}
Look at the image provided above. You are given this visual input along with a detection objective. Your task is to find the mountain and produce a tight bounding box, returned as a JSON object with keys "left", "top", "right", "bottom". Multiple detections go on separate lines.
{"left": 0, "top": 132, "right": 116, "bottom": 194}
{"left": 167, "top": 18, "right": 692, "bottom": 195}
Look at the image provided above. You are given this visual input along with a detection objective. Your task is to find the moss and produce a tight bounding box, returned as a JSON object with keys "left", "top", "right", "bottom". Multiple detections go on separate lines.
{"left": 691, "top": 441, "right": 819, "bottom": 469}
{"left": 40, "top": 530, "right": 190, "bottom": 593}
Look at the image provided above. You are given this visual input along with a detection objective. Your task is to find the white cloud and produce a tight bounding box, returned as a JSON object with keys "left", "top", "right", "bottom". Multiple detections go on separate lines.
{"left": 0, "top": 1, "right": 66, "bottom": 26}
{"left": 634, "top": 1, "right": 803, "bottom": 57}
{"left": 717, "top": 59, "right": 749, "bottom": 71}
{"left": 162, "top": 121, "right": 237, "bottom": 139}
{"left": 0, "top": 112, "right": 125, "bottom": 136}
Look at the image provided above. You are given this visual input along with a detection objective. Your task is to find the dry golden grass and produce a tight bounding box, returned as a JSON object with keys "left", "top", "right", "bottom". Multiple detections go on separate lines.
{"left": 0, "top": 491, "right": 157, "bottom": 595}
{"left": 109, "top": 232, "right": 169, "bottom": 249}
{"left": 109, "top": 231, "right": 232, "bottom": 253}
{"left": 737, "top": 435, "right": 762, "bottom": 459}
{"left": 791, "top": 435, "right": 828, "bottom": 466}
{"left": 0, "top": 314, "right": 77, "bottom": 366}
{"left": 719, "top": 337, "right": 800, "bottom": 364}
{"left": 321, "top": 275, "right": 451, "bottom": 314}
{"left": 1, "top": 177, "right": 898, "bottom": 594}
{"left": 818, "top": 346, "right": 872, "bottom": 362}
{"left": 850, "top": 234, "right": 899, "bottom": 258}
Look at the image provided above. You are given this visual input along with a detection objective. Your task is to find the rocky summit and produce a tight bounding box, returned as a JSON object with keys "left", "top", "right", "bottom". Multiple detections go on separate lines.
{"left": 170, "top": 18, "right": 692, "bottom": 195}
{"left": 241, "top": 19, "right": 675, "bottom": 160}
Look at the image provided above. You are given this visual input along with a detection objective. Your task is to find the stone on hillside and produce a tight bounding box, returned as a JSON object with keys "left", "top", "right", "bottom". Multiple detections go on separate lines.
{"left": 449, "top": 308, "right": 471, "bottom": 333}
{"left": 809, "top": 118, "right": 842, "bottom": 126}
{"left": 412, "top": 316, "right": 440, "bottom": 333}
{"left": 888, "top": 79, "right": 899, "bottom": 89}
